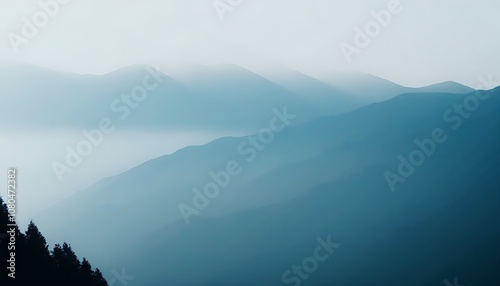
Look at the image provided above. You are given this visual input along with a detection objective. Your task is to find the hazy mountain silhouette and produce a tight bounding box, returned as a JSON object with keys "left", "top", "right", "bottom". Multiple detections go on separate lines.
{"left": 36, "top": 87, "right": 500, "bottom": 285}
{"left": 0, "top": 64, "right": 474, "bottom": 132}
{"left": 233, "top": 66, "right": 365, "bottom": 114}
{"left": 322, "top": 71, "right": 473, "bottom": 102}
{"left": 119, "top": 88, "right": 500, "bottom": 285}
{"left": 0, "top": 64, "right": 350, "bottom": 132}
{"left": 416, "top": 80, "right": 474, "bottom": 94}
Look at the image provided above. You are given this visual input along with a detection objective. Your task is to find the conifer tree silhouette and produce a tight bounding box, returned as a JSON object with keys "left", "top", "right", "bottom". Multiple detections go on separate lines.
{"left": 0, "top": 196, "right": 109, "bottom": 285}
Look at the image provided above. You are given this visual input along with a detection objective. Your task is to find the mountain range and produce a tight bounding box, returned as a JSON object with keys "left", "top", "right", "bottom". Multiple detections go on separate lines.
{"left": 26, "top": 64, "right": 499, "bottom": 286}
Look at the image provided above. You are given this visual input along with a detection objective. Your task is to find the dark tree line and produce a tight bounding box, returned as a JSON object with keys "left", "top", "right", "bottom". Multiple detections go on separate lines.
{"left": 0, "top": 196, "right": 108, "bottom": 285}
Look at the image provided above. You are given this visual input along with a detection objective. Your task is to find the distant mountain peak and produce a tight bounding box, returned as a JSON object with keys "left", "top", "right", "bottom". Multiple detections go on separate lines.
{"left": 418, "top": 81, "right": 474, "bottom": 94}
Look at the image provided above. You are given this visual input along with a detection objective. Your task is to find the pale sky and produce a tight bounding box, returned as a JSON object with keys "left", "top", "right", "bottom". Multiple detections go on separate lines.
{"left": 0, "top": 0, "right": 499, "bottom": 87}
